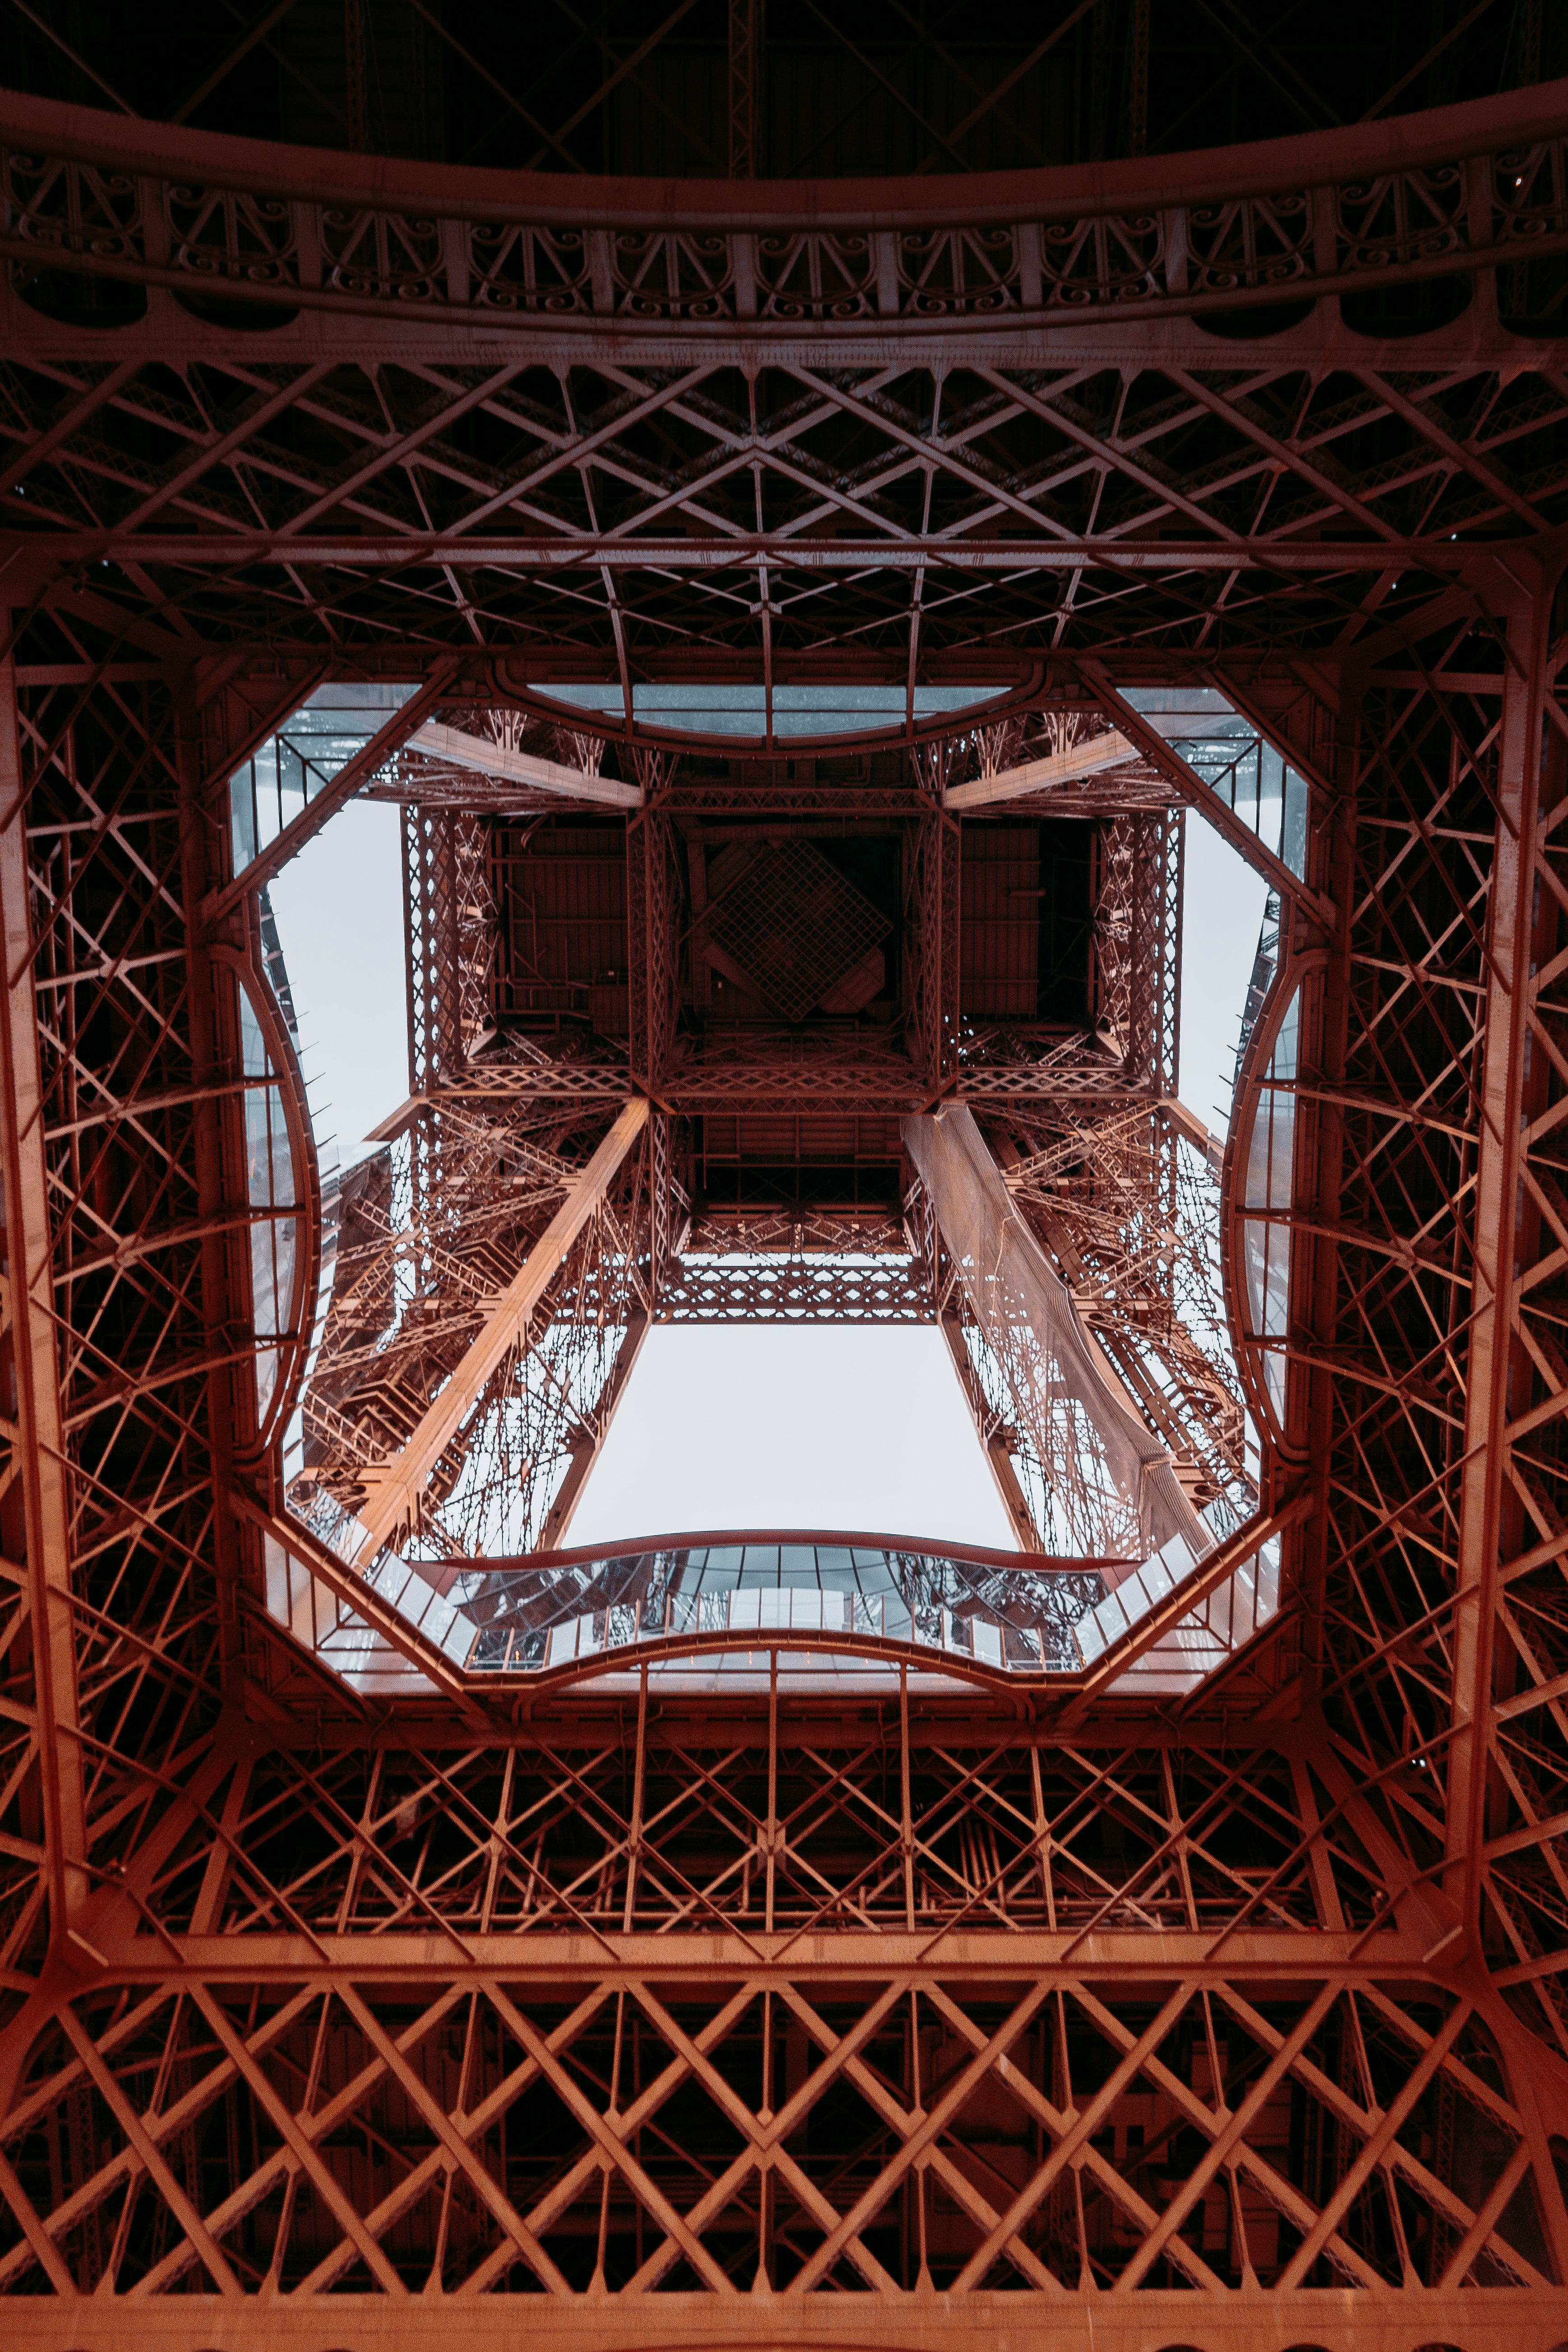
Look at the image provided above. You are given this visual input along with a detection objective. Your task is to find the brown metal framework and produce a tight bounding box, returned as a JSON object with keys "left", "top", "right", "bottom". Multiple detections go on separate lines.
{"left": 4, "top": 65, "right": 1568, "bottom": 2352}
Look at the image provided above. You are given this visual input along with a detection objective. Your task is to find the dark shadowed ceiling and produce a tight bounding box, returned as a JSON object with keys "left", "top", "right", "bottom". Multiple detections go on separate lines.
{"left": 5, "top": 0, "right": 1564, "bottom": 180}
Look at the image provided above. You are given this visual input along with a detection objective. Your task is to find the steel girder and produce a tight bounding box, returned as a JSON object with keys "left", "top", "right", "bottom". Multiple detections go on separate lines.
{"left": 3, "top": 88, "right": 1568, "bottom": 686}
{"left": 1, "top": 71, "right": 1568, "bottom": 2350}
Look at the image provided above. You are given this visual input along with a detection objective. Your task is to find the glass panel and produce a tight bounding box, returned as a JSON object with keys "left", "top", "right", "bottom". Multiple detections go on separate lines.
{"left": 1236, "top": 985, "right": 1301, "bottom": 1429}
{"left": 530, "top": 681, "right": 1010, "bottom": 740}
{"left": 227, "top": 682, "right": 418, "bottom": 882}
{"left": 268, "top": 1504, "right": 1288, "bottom": 1696}
{"left": 238, "top": 984, "right": 302, "bottom": 1426}
{"left": 1121, "top": 686, "right": 1309, "bottom": 876}
{"left": 1241, "top": 992, "right": 1299, "bottom": 1350}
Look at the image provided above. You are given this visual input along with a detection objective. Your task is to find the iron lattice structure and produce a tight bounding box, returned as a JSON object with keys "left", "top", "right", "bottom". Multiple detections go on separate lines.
{"left": 2, "top": 51, "right": 1568, "bottom": 2352}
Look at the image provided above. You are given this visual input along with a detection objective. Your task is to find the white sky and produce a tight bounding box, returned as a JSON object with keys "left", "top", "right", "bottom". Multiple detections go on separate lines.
{"left": 268, "top": 799, "right": 1268, "bottom": 1552}
{"left": 267, "top": 798, "right": 408, "bottom": 1169}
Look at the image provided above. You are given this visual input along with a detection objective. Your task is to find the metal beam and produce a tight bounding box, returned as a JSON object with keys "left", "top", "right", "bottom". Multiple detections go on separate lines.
{"left": 352, "top": 1097, "right": 650, "bottom": 1556}
{"left": 201, "top": 660, "right": 462, "bottom": 927}
{"left": 1447, "top": 578, "right": 1548, "bottom": 1932}
{"left": 0, "top": 646, "right": 87, "bottom": 1927}
{"left": 907, "top": 1106, "right": 1206, "bottom": 1556}
{"left": 14, "top": 533, "right": 1516, "bottom": 576}
{"left": 406, "top": 721, "right": 643, "bottom": 809}
{"left": 531, "top": 1309, "right": 650, "bottom": 1550}
{"left": 943, "top": 728, "right": 1138, "bottom": 809}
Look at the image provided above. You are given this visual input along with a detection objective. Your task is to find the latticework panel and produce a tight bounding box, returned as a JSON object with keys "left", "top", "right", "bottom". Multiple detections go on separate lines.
{"left": 299, "top": 1102, "right": 655, "bottom": 1559}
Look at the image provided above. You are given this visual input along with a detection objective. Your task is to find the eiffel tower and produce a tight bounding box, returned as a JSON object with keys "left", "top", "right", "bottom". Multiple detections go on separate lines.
{"left": 2, "top": 8, "right": 1568, "bottom": 2343}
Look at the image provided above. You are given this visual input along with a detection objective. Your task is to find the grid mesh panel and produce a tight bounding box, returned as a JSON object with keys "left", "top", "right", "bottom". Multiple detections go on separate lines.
{"left": 708, "top": 838, "right": 890, "bottom": 1020}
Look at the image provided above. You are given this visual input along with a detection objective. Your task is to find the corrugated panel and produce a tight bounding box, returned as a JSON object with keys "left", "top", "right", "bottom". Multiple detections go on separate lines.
{"left": 494, "top": 821, "right": 627, "bottom": 1019}
{"left": 701, "top": 1115, "right": 904, "bottom": 1164}
{"left": 961, "top": 825, "right": 1038, "bottom": 1017}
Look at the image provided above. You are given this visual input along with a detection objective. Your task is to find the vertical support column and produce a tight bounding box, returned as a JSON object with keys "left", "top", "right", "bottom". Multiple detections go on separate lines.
{"left": 627, "top": 810, "right": 650, "bottom": 1092}
{"left": 1447, "top": 578, "right": 1549, "bottom": 1926}
{"left": 648, "top": 1107, "right": 669, "bottom": 1303}
{"left": 1129, "top": 0, "right": 1150, "bottom": 153}
{"left": 1297, "top": 665, "right": 1357, "bottom": 1633}
{"left": 1092, "top": 813, "right": 1133, "bottom": 1053}
{"left": 1162, "top": 807, "right": 1183, "bottom": 1098}
{"left": 621, "top": 1667, "right": 648, "bottom": 1932}
{"left": 179, "top": 679, "right": 252, "bottom": 1680}
{"left": 452, "top": 811, "right": 496, "bottom": 1060}
{"left": 402, "top": 804, "right": 465, "bottom": 1237}
{"left": 0, "top": 650, "right": 86, "bottom": 1928}
{"left": 728, "top": 0, "right": 763, "bottom": 176}
{"left": 404, "top": 805, "right": 464, "bottom": 1090}
{"left": 914, "top": 808, "right": 959, "bottom": 1094}
{"left": 1125, "top": 813, "right": 1166, "bottom": 1085}
{"left": 940, "top": 808, "right": 960, "bottom": 1086}
{"left": 627, "top": 810, "right": 675, "bottom": 1099}
{"left": 764, "top": 1649, "right": 779, "bottom": 1933}
{"left": 899, "top": 1667, "right": 915, "bottom": 1930}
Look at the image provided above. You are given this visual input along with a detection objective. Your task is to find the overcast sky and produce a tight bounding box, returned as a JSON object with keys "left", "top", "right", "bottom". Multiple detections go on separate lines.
{"left": 268, "top": 798, "right": 1268, "bottom": 1551}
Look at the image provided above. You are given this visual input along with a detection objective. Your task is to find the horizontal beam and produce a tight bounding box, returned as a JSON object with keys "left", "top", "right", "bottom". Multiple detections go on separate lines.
{"left": 81, "top": 1928, "right": 1445, "bottom": 1978}
{"left": 12, "top": 321, "right": 1562, "bottom": 378}
{"left": 5, "top": 83, "right": 1568, "bottom": 399}
{"left": 412, "top": 1064, "right": 1159, "bottom": 1113}
{"left": 8, "top": 76, "right": 1563, "bottom": 229}
{"left": 407, "top": 721, "right": 643, "bottom": 809}
{"left": 14, "top": 533, "right": 1512, "bottom": 575}
{"left": 658, "top": 1258, "right": 935, "bottom": 1320}
{"left": 944, "top": 729, "right": 1138, "bottom": 808}
{"left": 0, "top": 2294, "right": 1544, "bottom": 2352}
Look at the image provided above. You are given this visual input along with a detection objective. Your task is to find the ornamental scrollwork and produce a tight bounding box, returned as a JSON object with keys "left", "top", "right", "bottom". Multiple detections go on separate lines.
{"left": 320, "top": 206, "right": 443, "bottom": 302}
{"left": 7, "top": 111, "right": 1568, "bottom": 333}
{"left": 1039, "top": 211, "right": 1164, "bottom": 308}
{"left": 757, "top": 229, "right": 874, "bottom": 320}
{"left": 1185, "top": 190, "right": 1312, "bottom": 295}
{"left": 899, "top": 225, "right": 1018, "bottom": 316}
{"left": 613, "top": 227, "right": 733, "bottom": 319}
{"left": 0, "top": 151, "right": 142, "bottom": 265}
{"left": 1335, "top": 164, "right": 1467, "bottom": 271}
{"left": 1494, "top": 140, "right": 1568, "bottom": 246}
{"left": 469, "top": 221, "right": 591, "bottom": 312}
{"left": 165, "top": 183, "right": 296, "bottom": 286}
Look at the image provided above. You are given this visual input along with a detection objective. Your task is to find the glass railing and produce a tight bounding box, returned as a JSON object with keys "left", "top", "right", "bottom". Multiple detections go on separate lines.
{"left": 1121, "top": 687, "right": 1309, "bottom": 877}
{"left": 1072, "top": 1491, "right": 1278, "bottom": 1679}
{"left": 228, "top": 681, "right": 418, "bottom": 877}
{"left": 458, "top": 1538, "right": 1105, "bottom": 1673}
{"left": 261, "top": 1508, "right": 1282, "bottom": 1700}
{"left": 1237, "top": 983, "right": 1300, "bottom": 1427}
{"left": 529, "top": 682, "right": 1009, "bottom": 741}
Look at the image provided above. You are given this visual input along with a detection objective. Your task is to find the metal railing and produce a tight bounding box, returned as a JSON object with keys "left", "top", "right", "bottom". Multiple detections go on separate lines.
{"left": 5, "top": 81, "right": 1568, "bottom": 335}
